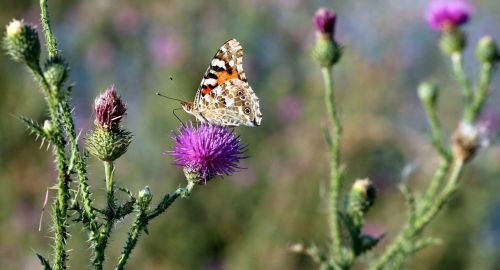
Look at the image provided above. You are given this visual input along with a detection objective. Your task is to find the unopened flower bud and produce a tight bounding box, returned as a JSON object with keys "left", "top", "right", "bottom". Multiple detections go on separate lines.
{"left": 475, "top": 36, "right": 499, "bottom": 64}
{"left": 3, "top": 19, "right": 40, "bottom": 67}
{"left": 138, "top": 186, "right": 152, "bottom": 208}
{"left": 44, "top": 56, "right": 69, "bottom": 88}
{"left": 439, "top": 29, "right": 467, "bottom": 55}
{"left": 313, "top": 8, "right": 336, "bottom": 38}
{"left": 86, "top": 126, "right": 132, "bottom": 162}
{"left": 43, "top": 120, "right": 55, "bottom": 137}
{"left": 349, "top": 179, "right": 376, "bottom": 214}
{"left": 418, "top": 82, "right": 439, "bottom": 107}
{"left": 94, "top": 86, "right": 127, "bottom": 130}
{"left": 312, "top": 7, "right": 342, "bottom": 67}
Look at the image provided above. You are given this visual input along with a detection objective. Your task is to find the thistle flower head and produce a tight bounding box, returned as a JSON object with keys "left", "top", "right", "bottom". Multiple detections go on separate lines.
{"left": 168, "top": 123, "right": 245, "bottom": 184}
{"left": 94, "top": 86, "right": 127, "bottom": 129}
{"left": 425, "top": 0, "right": 473, "bottom": 31}
{"left": 313, "top": 7, "right": 337, "bottom": 37}
{"left": 6, "top": 19, "right": 23, "bottom": 37}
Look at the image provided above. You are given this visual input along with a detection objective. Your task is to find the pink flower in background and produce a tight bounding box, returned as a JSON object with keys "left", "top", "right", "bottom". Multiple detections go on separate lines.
{"left": 113, "top": 6, "right": 142, "bottom": 35}
{"left": 278, "top": 94, "right": 303, "bottom": 123}
{"left": 86, "top": 40, "right": 115, "bottom": 70}
{"left": 425, "top": 0, "right": 473, "bottom": 31}
{"left": 148, "top": 31, "right": 183, "bottom": 67}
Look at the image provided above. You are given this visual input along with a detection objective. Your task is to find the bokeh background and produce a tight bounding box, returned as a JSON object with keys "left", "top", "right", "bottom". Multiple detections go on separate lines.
{"left": 1, "top": 0, "right": 500, "bottom": 269}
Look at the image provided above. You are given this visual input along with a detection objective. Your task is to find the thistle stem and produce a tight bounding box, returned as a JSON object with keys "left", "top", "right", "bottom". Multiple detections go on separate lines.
{"left": 40, "top": 0, "right": 58, "bottom": 58}
{"left": 115, "top": 186, "right": 188, "bottom": 270}
{"left": 451, "top": 53, "right": 474, "bottom": 116}
{"left": 465, "top": 63, "right": 493, "bottom": 122}
{"left": 94, "top": 161, "right": 116, "bottom": 270}
{"left": 321, "top": 66, "right": 344, "bottom": 261}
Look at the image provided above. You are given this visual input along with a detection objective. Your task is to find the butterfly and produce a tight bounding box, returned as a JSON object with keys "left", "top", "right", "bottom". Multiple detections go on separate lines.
{"left": 181, "top": 39, "right": 262, "bottom": 127}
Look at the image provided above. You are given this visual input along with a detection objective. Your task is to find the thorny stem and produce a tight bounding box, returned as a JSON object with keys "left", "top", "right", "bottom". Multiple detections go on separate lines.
{"left": 115, "top": 186, "right": 189, "bottom": 270}
{"left": 466, "top": 63, "right": 494, "bottom": 122}
{"left": 371, "top": 160, "right": 464, "bottom": 270}
{"left": 40, "top": 0, "right": 58, "bottom": 58}
{"left": 321, "top": 66, "right": 344, "bottom": 264}
{"left": 451, "top": 53, "right": 474, "bottom": 118}
{"left": 94, "top": 161, "right": 116, "bottom": 269}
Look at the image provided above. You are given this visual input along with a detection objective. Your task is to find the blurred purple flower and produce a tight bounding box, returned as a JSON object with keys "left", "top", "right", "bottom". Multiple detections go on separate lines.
{"left": 313, "top": 7, "right": 337, "bottom": 36}
{"left": 425, "top": 0, "right": 473, "bottom": 31}
{"left": 113, "top": 6, "right": 142, "bottom": 35}
{"left": 167, "top": 123, "right": 245, "bottom": 183}
{"left": 94, "top": 86, "right": 127, "bottom": 129}
{"left": 86, "top": 40, "right": 114, "bottom": 70}
{"left": 148, "top": 31, "right": 183, "bottom": 67}
{"left": 278, "top": 94, "right": 303, "bottom": 123}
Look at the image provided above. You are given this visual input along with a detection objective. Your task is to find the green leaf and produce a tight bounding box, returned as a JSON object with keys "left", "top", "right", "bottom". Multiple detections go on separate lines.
{"left": 36, "top": 253, "right": 52, "bottom": 270}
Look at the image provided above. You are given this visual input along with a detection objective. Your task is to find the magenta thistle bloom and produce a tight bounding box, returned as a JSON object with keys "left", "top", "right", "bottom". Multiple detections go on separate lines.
{"left": 425, "top": 0, "right": 473, "bottom": 31}
{"left": 168, "top": 123, "right": 245, "bottom": 184}
{"left": 94, "top": 86, "right": 126, "bottom": 129}
{"left": 313, "top": 7, "right": 337, "bottom": 37}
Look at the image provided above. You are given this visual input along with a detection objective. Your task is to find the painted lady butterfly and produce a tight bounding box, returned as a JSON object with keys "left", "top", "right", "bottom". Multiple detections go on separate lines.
{"left": 181, "top": 39, "right": 262, "bottom": 127}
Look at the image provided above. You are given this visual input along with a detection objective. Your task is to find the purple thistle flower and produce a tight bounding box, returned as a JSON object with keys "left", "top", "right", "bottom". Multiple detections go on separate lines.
{"left": 94, "top": 86, "right": 126, "bottom": 129}
{"left": 425, "top": 0, "right": 473, "bottom": 31}
{"left": 168, "top": 123, "right": 245, "bottom": 184}
{"left": 313, "top": 7, "right": 337, "bottom": 37}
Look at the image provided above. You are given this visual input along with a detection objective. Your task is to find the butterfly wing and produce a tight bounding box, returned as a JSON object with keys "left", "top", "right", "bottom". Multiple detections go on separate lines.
{"left": 199, "top": 79, "right": 262, "bottom": 127}
{"left": 194, "top": 39, "right": 247, "bottom": 110}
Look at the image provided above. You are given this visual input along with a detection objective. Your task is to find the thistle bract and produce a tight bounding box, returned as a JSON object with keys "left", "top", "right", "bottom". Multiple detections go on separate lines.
{"left": 168, "top": 123, "right": 245, "bottom": 184}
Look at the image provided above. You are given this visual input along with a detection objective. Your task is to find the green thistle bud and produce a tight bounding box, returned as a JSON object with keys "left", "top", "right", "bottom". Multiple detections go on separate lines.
{"left": 418, "top": 81, "right": 439, "bottom": 107}
{"left": 348, "top": 178, "right": 376, "bottom": 214}
{"left": 475, "top": 36, "right": 499, "bottom": 64}
{"left": 312, "top": 38, "right": 342, "bottom": 68}
{"left": 42, "top": 120, "right": 55, "bottom": 137}
{"left": 439, "top": 29, "right": 466, "bottom": 55}
{"left": 44, "top": 56, "right": 69, "bottom": 88}
{"left": 86, "top": 127, "right": 132, "bottom": 162}
{"left": 138, "top": 186, "right": 152, "bottom": 209}
{"left": 3, "top": 19, "right": 40, "bottom": 68}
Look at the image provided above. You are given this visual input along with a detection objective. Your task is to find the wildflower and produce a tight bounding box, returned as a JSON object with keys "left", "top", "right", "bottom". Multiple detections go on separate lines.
{"left": 476, "top": 36, "right": 500, "bottom": 64}
{"left": 3, "top": 19, "right": 40, "bottom": 68}
{"left": 168, "top": 123, "right": 245, "bottom": 185}
{"left": 86, "top": 86, "right": 132, "bottom": 162}
{"left": 313, "top": 8, "right": 337, "bottom": 38}
{"left": 425, "top": 0, "right": 473, "bottom": 31}
{"left": 94, "top": 86, "right": 127, "bottom": 130}
{"left": 312, "top": 7, "right": 342, "bottom": 67}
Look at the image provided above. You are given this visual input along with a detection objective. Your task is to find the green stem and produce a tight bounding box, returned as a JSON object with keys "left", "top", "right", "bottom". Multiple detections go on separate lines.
{"left": 321, "top": 66, "right": 344, "bottom": 262}
{"left": 465, "top": 63, "right": 493, "bottom": 122}
{"left": 40, "top": 0, "right": 58, "bottom": 58}
{"left": 371, "top": 160, "right": 464, "bottom": 270}
{"left": 451, "top": 53, "right": 474, "bottom": 118}
{"left": 94, "top": 161, "right": 116, "bottom": 270}
{"left": 115, "top": 186, "right": 188, "bottom": 270}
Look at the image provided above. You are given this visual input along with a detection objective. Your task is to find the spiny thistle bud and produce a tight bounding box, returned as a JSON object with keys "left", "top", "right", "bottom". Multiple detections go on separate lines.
{"left": 86, "top": 126, "right": 132, "bottom": 162}
{"left": 44, "top": 56, "right": 69, "bottom": 88}
{"left": 312, "top": 7, "right": 342, "bottom": 67}
{"left": 94, "top": 86, "right": 127, "bottom": 130}
{"left": 3, "top": 19, "right": 41, "bottom": 68}
{"left": 348, "top": 179, "right": 376, "bottom": 215}
{"left": 137, "top": 186, "right": 152, "bottom": 209}
{"left": 452, "top": 122, "right": 488, "bottom": 162}
{"left": 42, "top": 120, "right": 55, "bottom": 137}
{"left": 86, "top": 87, "right": 132, "bottom": 161}
{"left": 475, "top": 36, "right": 500, "bottom": 64}
{"left": 418, "top": 81, "right": 439, "bottom": 107}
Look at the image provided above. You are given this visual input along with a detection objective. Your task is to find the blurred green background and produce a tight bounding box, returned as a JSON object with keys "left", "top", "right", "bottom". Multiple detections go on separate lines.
{"left": 1, "top": 0, "right": 500, "bottom": 269}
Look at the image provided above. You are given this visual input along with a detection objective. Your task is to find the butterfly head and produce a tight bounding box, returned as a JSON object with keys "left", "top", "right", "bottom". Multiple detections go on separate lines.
{"left": 181, "top": 101, "right": 194, "bottom": 113}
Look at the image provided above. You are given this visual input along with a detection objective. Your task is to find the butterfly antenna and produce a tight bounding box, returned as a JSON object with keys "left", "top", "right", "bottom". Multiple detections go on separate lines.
{"left": 172, "top": 108, "right": 186, "bottom": 127}
{"left": 155, "top": 92, "right": 185, "bottom": 103}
